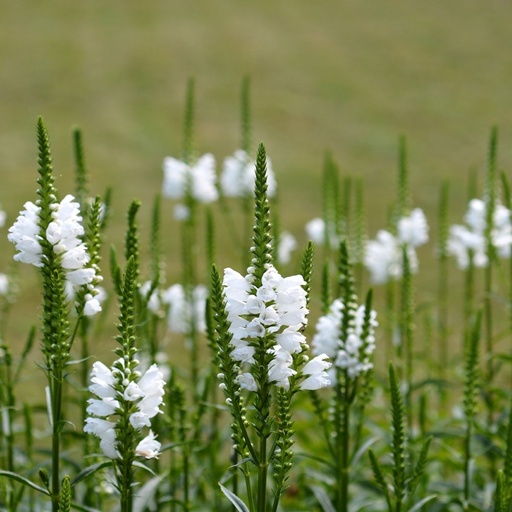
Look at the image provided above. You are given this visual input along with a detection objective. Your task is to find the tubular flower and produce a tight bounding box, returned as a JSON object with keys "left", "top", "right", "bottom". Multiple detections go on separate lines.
{"left": 364, "top": 208, "right": 428, "bottom": 284}
{"left": 8, "top": 194, "right": 103, "bottom": 315}
{"left": 222, "top": 265, "right": 330, "bottom": 391}
{"left": 448, "top": 198, "right": 512, "bottom": 269}
{"left": 220, "top": 149, "right": 277, "bottom": 198}
{"left": 84, "top": 359, "right": 165, "bottom": 459}
{"left": 162, "top": 153, "right": 218, "bottom": 203}
{"left": 312, "top": 299, "right": 378, "bottom": 380}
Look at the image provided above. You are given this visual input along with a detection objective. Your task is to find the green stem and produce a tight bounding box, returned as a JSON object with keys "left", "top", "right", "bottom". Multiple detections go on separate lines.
{"left": 257, "top": 431, "right": 268, "bottom": 512}
{"left": 50, "top": 366, "right": 63, "bottom": 512}
{"left": 339, "top": 379, "right": 351, "bottom": 512}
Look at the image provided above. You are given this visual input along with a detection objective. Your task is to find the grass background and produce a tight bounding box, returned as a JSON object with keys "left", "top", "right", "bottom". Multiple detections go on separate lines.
{"left": 1, "top": 0, "right": 512, "bottom": 350}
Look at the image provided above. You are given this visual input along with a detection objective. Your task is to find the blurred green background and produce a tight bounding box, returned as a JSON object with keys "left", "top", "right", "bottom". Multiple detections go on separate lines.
{"left": 2, "top": 0, "right": 512, "bottom": 345}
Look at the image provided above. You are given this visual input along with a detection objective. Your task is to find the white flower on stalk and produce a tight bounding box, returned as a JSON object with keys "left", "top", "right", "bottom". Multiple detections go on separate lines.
{"left": 221, "top": 149, "right": 277, "bottom": 198}
{"left": 162, "top": 153, "right": 218, "bottom": 203}
{"left": 312, "top": 299, "right": 378, "bottom": 380}
{"left": 85, "top": 359, "right": 165, "bottom": 460}
{"left": 222, "top": 265, "right": 330, "bottom": 391}
{"left": 448, "top": 198, "right": 512, "bottom": 269}
{"left": 277, "top": 231, "right": 297, "bottom": 266}
{"left": 162, "top": 284, "right": 207, "bottom": 334}
{"left": 8, "top": 194, "right": 103, "bottom": 315}
{"left": 8, "top": 201, "right": 43, "bottom": 266}
{"left": 364, "top": 208, "right": 428, "bottom": 284}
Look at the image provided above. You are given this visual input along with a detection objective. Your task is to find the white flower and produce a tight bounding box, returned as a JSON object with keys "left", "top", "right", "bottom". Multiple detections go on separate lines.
{"left": 8, "top": 201, "right": 43, "bottom": 267}
{"left": 277, "top": 231, "right": 297, "bottom": 265}
{"left": 139, "top": 281, "right": 162, "bottom": 314}
{"left": 222, "top": 265, "right": 308, "bottom": 391}
{"left": 0, "top": 205, "right": 6, "bottom": 228}
{"left": 397, "top": 208, "right": 429, "bottom": 247}
{"left": 135, "top": 430, "right": 160, "bottom": 459}
{"left": 162, "top": 154, "right": 218, "bottom": 203}
{"left": 162, "top": 284, "right": 207, "bottom": 334}
{"left": 447, "top": 198, "right": 512, "bottom": 269}
{"left": 85, "top": 357, "right": 166, "bottom": 460}
{"left": 312, "top": 300, "right": 377, "bottom": 380}
{"left": 300, "top": 354, "right": 332, "bottom": 390}
{"left": 0, "top": 274, "right": 9, "bottom": 296}
{"left": 221, "top": 149, "right": 277, "bottom": 198}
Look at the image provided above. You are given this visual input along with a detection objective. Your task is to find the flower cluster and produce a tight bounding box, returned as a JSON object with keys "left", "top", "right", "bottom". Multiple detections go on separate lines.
{"left": 8, "top": 195, "right": 103, "bottom": 315}
{"left": 84, "top": 358, "right": 165, "bottom": 459}
{"left": 162, "top": 154, "right": 218, "bottom": 218}
{"left": 221, "top": 149, "right": 277, "bottom": 198}
{"left": 447, "top": 198, "right": 512, "bottom": 269}
{"left": 139, "top": 281, "right": 208, "bottom": 334}
{"left": 364, "top": 208, "right": 429, "bottom": 284}
{"left": 312, "top": 299, "right": 378, "bottom": 380}
{"left": 222, "top": 265, "right": 330, "bottom": 391}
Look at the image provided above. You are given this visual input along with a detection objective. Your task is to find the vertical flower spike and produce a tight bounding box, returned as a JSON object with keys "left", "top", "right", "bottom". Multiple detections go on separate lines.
{"left": 214, "top": 141, "right": 331, "bottom": 512}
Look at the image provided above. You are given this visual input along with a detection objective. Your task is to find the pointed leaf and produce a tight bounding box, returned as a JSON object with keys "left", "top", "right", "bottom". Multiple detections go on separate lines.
{"left": 133, "top": 475, "right": 165, "bottom": 512}
{"left": 219, "top": 483, "right": 251, "bottom": 512}
{"left": 407, "top": 495, "right": 438, "bottom": 512}
{"left": 311, "top": 485, "right": 336, "bottom": 512}
{"left": 0, "top": 470, "right": 50, "bottom": 495}
{"left": 70, "top": 461, "right": 112, "bottom": 487}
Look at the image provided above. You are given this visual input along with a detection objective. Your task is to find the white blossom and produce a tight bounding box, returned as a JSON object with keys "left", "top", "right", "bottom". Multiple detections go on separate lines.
{"left": 221, "top": 149, "right": 277, "bottom": 198}
{"left": 85, "top": 358, "right": 165, "bottom": 460}
{"left": 364, "top": 208, "right": 428, "bottom": 284}
{"left": 277, "top": 231, "right": 297, "bottom": 265}
{"left": 300, "top": 354, "right": 332, "bottom": 390}
{"left": 135, "top": 430, "right": 161, "bottom": 459}
{"left": 8, "top": 201, "right": 43, "bottom": 266}
{"left": 0, "top": 274, "right": 9, "bottom": 296}
{"left": 0, "top": 204, "right": 6, "bottom": 228}
{"left": 162, "top": 284, "right": 207, "bottom": 334}
{"left": 448, "top": 198, "right": 512, "bottom": 269}
{"left": 312, "top": 299, "right": 377, "bottom": 380}
{"left": 305, "top": 217, "right": 339, "bottom": 249}
{"left": 162, "top": 154, "right": 218, "bottom": 203}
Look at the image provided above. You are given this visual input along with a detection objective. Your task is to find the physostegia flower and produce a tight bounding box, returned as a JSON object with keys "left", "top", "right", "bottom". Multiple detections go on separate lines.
{"left": 221, "top": 149, "right": 277, "bottom": 198}
{"left": 8, "top": 194, "right": 103, "bottom": 315}
{"left": 84, "top": 358, "right": 165, "bottom": 459}
{"left": 364, "top": 208, "right": 429, "bottom": 284}
{"left": 447, "top": 198, "right": 512, "bottom": 269}
{"left": 312, "top": 298, "right": 378, "bottom": 380}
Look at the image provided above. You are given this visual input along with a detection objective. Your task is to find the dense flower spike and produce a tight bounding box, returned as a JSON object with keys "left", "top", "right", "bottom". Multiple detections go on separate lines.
{"left": 8, "top": 194, "right": 103, "bottom": 315}
{"left": 220, "top": 149, "right": 277, "bottom": 198}
{"left": 85, "top": 358, "right": 165, "bottom": 459}
{"left": 222, "top": 264, "right": 330, "bottom": 391}
{"left": 364, "top": 208, "right": 428, "bottom": 284}
{"left": 312, "top": 298, "right": 378, "bottom": 380}
{"left": 448, "top": 198, "right": 512, "bottom": 269}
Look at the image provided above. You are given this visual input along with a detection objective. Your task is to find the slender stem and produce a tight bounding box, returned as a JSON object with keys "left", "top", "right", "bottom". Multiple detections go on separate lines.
{"left": 339, "top": 378, "right": 351, "bottom": 512}
{"left": 257, "top": 431, "right": 268, "bottom": 512}
{"left": 50, "top": 366, "right": 63, "bottom": 512}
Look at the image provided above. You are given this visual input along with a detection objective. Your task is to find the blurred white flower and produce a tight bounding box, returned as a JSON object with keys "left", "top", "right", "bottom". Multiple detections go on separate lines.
{"left": 448, "top": 198, "right": 512, "bottom": 269}
{"left": 8, "top": 201, "right": 43, "bottom": 267}
{"left": 0, "top": 274, "right": 9, "bottom": 296}
{"left": 162, "top": 284, "right": 207, "bottom": 334}
{"left": 312, "top": 299, "right": 377, "bottom": 380}
{"left": 397, "top": 208, "right": 429, "bottom": 247}
{"left": 221, "top": 149, "right": 276, "bottom": 198}
{"left": 162, "top": 154, "right": 218, "bottom": 203}
{"left": 277, "top": 231, "right": 297, "bottom": 265}
{"left": 0, "top": 204, "right": 6, "bottom": 228}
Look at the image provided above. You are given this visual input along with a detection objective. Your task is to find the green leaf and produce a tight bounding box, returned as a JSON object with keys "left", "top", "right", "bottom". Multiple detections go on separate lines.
{"left": 133, "top": 475, "right": 165, "bottom": 512}
{"left": 219, "top": 483, "right": 251, "bottom": 512}
{"left": 310, "top": 485, "right": 336, "bottom": 512}
{"left": 70, "top": 461, "right": 112, "bottom": 487}
{"left": 0, "top": 470, "right": 50, "bottom": 495}
{"left": 406, "top": 495, "right": 437, "bottom": 512}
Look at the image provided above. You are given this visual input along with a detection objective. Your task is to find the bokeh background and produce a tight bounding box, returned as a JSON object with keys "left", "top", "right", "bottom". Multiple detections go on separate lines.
{"left": 2, "top": 0, "right": 512, "bottom": 345}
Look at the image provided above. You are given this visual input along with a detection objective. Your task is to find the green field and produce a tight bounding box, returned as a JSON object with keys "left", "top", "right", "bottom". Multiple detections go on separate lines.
{"left": 1, "top": 0, "right": 512, "bottom": 340}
